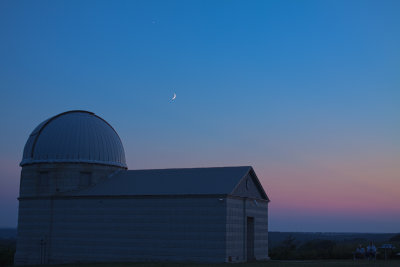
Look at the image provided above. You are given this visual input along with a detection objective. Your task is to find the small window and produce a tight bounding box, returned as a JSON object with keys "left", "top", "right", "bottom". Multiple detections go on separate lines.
{"left": 246, "top": 178, "right": 250, "bottom": 190}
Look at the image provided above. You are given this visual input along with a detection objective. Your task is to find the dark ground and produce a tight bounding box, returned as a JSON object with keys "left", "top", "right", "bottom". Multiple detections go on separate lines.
{"left": 23, "top": 260, "right": 400, "bottom": 267}
{"left": 1, "top": 229, "right": 399, "bottom": 266}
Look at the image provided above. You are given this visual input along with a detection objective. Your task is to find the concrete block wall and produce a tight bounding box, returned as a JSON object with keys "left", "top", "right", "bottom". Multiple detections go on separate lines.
{"left": 15, "top": 196, "right": 227, "bottom": 265}
{"left": 14, "top": 199, "right": 53, "bottom": 265}
{"left": 226, "top": 197, "right": 268, "bottom": 262}
{"left": 19, "top": 163, "right": 122, "bottom": 197}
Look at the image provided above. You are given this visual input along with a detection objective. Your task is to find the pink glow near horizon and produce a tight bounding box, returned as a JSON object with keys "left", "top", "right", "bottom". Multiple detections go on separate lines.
{"left": 258, "top": 154, "right": 400, "bottom": 220}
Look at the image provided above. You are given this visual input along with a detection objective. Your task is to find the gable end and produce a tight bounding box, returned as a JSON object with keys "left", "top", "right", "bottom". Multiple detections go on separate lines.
{"left": 230, "top": 167, "right": 270, "bottom": 201}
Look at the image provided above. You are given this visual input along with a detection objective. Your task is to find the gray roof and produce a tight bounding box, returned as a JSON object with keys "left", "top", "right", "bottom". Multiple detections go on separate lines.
{"left": 21, "top": 110, "right": 127, "bottom": 168}
{"left": 75, "top": 166, "right": 265, "bottom": 197}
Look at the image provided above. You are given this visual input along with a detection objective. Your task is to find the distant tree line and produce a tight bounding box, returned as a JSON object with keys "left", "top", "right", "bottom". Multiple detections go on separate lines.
{"left": 1, "top": 233, "right": 400, "bottom": 264}
{"left": 269, "top": 234, "right": 400, "bottom": 260}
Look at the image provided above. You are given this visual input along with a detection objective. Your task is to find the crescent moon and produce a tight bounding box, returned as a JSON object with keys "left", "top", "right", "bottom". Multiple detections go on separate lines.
{"left": 172, "top": 93, "right": 176, "bottom": 100}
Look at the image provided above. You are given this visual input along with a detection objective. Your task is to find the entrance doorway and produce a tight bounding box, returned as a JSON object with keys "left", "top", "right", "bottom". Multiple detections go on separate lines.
{"left": 247, "top": 217, "right": 254, "bottom": 261}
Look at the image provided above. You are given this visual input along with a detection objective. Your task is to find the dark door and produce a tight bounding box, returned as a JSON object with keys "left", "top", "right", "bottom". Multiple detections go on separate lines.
{"left": 247, "top": 217, "right": 255, "bottom": 261}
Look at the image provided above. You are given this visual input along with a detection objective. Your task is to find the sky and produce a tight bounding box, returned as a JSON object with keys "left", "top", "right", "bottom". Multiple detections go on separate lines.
{"left": 0, "top": 0, "right": 399, "bottom": 232}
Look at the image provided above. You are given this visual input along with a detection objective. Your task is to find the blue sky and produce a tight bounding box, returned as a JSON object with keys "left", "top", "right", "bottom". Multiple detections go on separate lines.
{"left": 0, "top": 0, "right": 399, "bottom": 232}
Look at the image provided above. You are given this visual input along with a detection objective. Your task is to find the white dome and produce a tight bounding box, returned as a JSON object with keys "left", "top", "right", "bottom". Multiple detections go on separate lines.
{"left": 21, "top": 110, "right": 127, "bottom": 168}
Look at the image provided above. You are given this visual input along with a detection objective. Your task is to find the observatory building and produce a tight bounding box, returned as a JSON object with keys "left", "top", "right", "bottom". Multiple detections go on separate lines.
{"left": 14, "top": 110, "right": 270, "bottom": 265}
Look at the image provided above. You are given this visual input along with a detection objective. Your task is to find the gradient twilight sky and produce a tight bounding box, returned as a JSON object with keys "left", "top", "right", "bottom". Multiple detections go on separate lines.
{"left": 0, "top": 0, "right": 399, "bottom": 232}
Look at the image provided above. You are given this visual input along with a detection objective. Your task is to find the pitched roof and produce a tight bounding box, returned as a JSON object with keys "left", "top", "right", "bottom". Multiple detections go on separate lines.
{"left": 73, "top": 166, "right": 266, "bottom": 199}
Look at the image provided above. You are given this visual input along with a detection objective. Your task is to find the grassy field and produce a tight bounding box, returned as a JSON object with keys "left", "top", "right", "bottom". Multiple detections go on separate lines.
{"left": 24, "top": 260, "right": 400, "bottom": 267}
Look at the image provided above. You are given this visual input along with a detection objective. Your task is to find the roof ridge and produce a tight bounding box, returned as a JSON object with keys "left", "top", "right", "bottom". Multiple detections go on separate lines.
{"left": 126, "top": 166, "right": 252, "bottom": 171}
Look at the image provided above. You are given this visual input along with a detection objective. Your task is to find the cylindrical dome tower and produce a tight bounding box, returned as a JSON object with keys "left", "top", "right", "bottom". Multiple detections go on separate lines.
{"left": 15, "top": 110, "right": 127, "bottom": 265}
{"left": 19, "top": 110, "right": 127, "bottom": 197}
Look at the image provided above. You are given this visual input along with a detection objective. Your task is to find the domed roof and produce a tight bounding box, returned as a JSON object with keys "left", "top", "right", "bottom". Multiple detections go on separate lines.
{"left": 21, "top": 110, "right": 127, "bottom": 168}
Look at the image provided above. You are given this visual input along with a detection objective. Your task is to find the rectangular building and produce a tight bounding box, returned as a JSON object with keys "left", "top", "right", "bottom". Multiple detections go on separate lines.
{"left": 15, "top": 166, "right": 269, "bottom": 265}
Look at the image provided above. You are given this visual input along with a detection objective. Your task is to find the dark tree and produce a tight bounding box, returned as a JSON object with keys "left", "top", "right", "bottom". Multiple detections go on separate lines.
{"left": 389, "top": 234, "right": 400, "bottom": 242}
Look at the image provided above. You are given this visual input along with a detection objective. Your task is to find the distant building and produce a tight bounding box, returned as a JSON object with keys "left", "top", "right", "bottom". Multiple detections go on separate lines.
{"left": 14, "top": 110, "right": 270, "bottom": 265}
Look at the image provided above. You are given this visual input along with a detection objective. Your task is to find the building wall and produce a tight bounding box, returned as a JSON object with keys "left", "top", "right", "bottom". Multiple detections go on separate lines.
{"left": 15, "top": 196, "right": 227, "bottom": 265}
{"left": 19, "top": 163, "right": 122, "bottom": 198}
{"left": 226, "top": 197, "right": 268, "bottom": 262}
{"left": 14, "top": 199, "right": 53, "bottom": 265}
